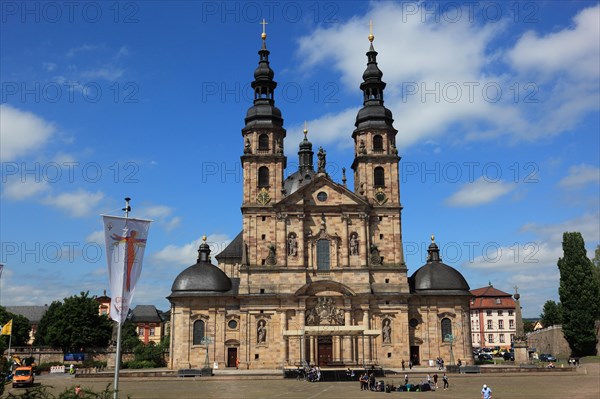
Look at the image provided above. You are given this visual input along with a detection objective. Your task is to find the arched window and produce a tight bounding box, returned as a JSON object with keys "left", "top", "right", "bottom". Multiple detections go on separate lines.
{"left": 193, "top": 320, "right": 205, "bottom": 345}
{"left": 441, "top": 318, "right": 452, "bottom": 341}
{"left": 258, "top": 166, "right": 269, "bottom": 187}
{"left": 374, "top": 167, "right": 385, "bottom": 187}
{"left": 316, "top": 239, "right": 330, "bottom": 271}
{"left": 373, "top": 135, "right": 383, "bottom": 151}
{"left": 258, "top": 134, "right": 269, "bottom": 150}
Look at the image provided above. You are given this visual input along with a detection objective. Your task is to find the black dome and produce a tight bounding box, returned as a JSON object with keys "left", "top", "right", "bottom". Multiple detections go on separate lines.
{"left": 409, "top": 241, "right": 470, "bottom": 295}
{"left": 170, "top": 241, "right": 232, "bottom": 296}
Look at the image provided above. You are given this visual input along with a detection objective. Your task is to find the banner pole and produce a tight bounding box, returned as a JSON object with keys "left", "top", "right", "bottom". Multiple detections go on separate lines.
{"left": 113, "top": 197, "right": 131, "bottom": 399}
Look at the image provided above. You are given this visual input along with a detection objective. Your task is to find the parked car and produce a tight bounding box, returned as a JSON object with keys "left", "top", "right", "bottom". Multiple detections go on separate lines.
{"left": 12, "top": 366, "right": 34, "bottom": 388}
{"left": 503, "top": 351, "right": 515, "bottom": 361}
{"left": 478, "top": 353, "right": 493, "bottom": 361}
{"left": 539, "top": 354, "right": 557, "bottom": 362}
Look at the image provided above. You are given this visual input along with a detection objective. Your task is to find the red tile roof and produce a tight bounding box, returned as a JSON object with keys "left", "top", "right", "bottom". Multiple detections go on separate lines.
{"left": 470, "top": 286, "right": 516, "bottom": 309}
{"left": 470, "top": 286, "right": 512, "bottom": 298}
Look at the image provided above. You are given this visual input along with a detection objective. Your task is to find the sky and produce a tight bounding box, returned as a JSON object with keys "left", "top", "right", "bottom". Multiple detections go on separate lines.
{"left": 1, "top": 1, "right": 598, "bottom": 318}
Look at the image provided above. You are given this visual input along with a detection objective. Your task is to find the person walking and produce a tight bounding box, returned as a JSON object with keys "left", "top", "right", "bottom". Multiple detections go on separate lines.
{"left": 408, "top": 360, "right": 413, "bottom": 370}
{"left": 433, "top": 373, "right": 438, "bottom": 389}
{"left": 404, "top": 373, "right": 408, "bottom": 386}
{"left": 401, "top": 359, "right": 405, "bottom": 371}
{"left": 482, "top": 384, "right": 492, "bottom": 399}
{"left": 442, "top": 373, "right": 449, "bottom": 390}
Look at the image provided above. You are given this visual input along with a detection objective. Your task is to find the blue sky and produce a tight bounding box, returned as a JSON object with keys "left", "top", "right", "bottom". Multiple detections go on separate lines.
{"left": 1, "top": 1, "right": 598, "bottom": 318}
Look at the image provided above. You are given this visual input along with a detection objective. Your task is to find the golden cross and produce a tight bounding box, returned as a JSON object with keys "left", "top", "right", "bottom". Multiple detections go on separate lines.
{"left": 260, "top": 19, "right": 268, "bottom": 37}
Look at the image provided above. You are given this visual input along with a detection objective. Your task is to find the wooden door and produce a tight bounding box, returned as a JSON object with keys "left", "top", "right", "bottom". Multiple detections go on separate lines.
{"left": 227, "top": 348, "right": 237, "bottom": 368}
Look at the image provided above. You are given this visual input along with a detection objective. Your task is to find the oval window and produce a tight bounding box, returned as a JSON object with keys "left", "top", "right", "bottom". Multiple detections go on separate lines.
{"left": 317, "top": 191, "right": 328, "bottom": 202}
{"left": 228, "top": 320, "right": 238, "bottom": 329}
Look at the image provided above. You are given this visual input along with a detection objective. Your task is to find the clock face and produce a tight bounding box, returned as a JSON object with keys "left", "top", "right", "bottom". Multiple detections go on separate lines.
{"left": 257, "top": 188, "right": 271, "bottom": 205}
{"left": 374, "top": 188, "right": 387, "bottom": 205}
{"left": 317, "top": 191, "right": 328, "bottom": 202}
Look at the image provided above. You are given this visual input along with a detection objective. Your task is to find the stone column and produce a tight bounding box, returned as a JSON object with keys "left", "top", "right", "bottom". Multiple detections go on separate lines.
{"left": 343, "top": 302, "right": 352, "bottom": 363}
{"left": 361, "top": 214, "right": 369, "bottom": 265}
{"left": 298, "top": 214, "right": 305, "bottom": 268}
{"left": 309, "top": 337, "right": 315, "bottom": 365}
{"left": 362, "top": 309, "right": 371, "bottom": 363}
{"left": 342, "top": 214, "right": 350, "bottom": 267}
{"left": 277, "top": 213, "right": 288, "bottom": 267}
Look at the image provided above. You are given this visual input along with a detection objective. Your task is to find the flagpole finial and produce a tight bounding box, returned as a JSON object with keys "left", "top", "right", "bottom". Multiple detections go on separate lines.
{"left": 368, "top": 19, "right": 375, "bottom": 42}
{"left": 123, "top": 197, "right": 131, "bottom": 218}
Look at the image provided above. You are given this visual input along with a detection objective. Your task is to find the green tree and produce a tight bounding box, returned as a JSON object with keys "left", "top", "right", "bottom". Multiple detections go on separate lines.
{"left": 0, "top": 306, "right": 32, "bottom": 346}
{"left": 539, "top": 300, "right": 563, "bottom": 327}
{"left": 121, "top": 320, "right": 141, "bottom": 351}
{"left": 592, "top": 244, "right": 600, "bottom": 288}
{"left": 558, "top": 232, "right": 600, "bottom": 356}
{"left": 34, "top": 292, "right": 113, "bottom": 352}
{"left": 523, "top": 320, "right": 535, "bottom": 334}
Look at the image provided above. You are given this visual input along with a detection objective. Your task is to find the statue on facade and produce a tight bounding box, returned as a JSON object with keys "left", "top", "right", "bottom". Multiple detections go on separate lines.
{"left": 305, "top": 297, "right": 345, "bottom": 326}
{"left": 382, "top": 319, "right": 392, "bottom": 344}
{"left": 244, "top": 137, "right": 251, "bottom": 154}
{"left": 266, "top": 244, "right": 276, "bottom": 265}
{"left": 350, "top": 233, "right": 359, "bottom": 256}
{"left": 257, "top": 320, "right": 267, "bottom": 343}
{"left": 276, "top": 138, "right": 283, "bottom": 154}
{"left": 359, "top": 139, "right": 366, "bottom": 154}
{"left": 288, "top": 233, "right": 298, "bottom": 256}
{"left": 317, "top": 146, "right": 326, "bottom": 173}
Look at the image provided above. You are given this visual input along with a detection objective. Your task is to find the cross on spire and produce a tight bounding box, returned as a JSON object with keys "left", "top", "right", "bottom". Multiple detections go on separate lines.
{"left": 260, "top": 19, "right": 268, "bottom": 40}
{"left": 368, "top": 19, "right": 374, "bottom": 42}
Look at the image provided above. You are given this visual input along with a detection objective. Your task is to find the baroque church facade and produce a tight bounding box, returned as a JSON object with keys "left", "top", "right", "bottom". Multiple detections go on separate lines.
{"left": 168, "top": 30, "right": 473, "bottom": 370}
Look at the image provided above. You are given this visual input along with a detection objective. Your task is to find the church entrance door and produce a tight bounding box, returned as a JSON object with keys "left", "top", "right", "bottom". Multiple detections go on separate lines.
{"left": 227, "top": 347, "right": 238, "bottom": 368}
{"left": 318, "top": 336, "right": 332, "bottom": 366}
{"left": 410, "top": 346, "right": 420, "bottom": 365}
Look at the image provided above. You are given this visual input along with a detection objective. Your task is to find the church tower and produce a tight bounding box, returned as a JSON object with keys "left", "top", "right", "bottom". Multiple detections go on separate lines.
{"left": 241, "top": 25, "right": 287, "bottom": 267}
{"left": 351, "top": 27, "right": 405, "bottom": 269}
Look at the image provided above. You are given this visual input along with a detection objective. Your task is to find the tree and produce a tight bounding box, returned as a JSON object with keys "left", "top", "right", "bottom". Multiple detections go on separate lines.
{"left": 34, "top": 292, "right": 113, "bottom": 352}
{"left": 0, "top": 306, "right": 32, "bottom": 347}
{"left": 558, "top": 232, "right": 600, "bottom": 356}
{"left": 539, "top": 300, "right": 563, "bottom": 327}
{"left": 523, "top": 320, "right": 534, "bottom": 334}
{"left": 121, "top": 320, "right": 141, "bottom": 351}
{"left": 592, "top": 244, "right": 600, "bottom": 288}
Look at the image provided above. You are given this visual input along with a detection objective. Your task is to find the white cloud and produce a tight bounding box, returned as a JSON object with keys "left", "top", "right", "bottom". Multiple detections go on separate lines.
{"left": 152, "top": 234, "right": 231, "bottom": 267}
{"left": 2, "top": 178, "right": 49, "bottom": 200}
{"left": 66, "top": 44, "right": 98, "bottom": 57}
{"left": 507, "top": 5, "right": 600, "bottom": 81}
{"left": 137, "top": 205, "right": 182, "bottom": 232}
{"left": 0, "top": 104, "right": 56, "bottom": 161}
{"left": 558, "top": 164, "right": 600, "bottom": 188}
{"left": 294, "top": 3, "right": 599, "bottom": 149}
{"left": 164, "top": 216, "right": 182, "bottom": 232}
{"left": 86, "top": 230, "right": 105, "bottom": 245}
{"left": 445, "top": 177, "right": 515, "bottom": 207}
{"left": 81, "top": 67, "right": 124, "bottom": 81}
{"left": 42, "top": 189, "right": 105, "bottom": 217}
{"left": 42, "top": 62, "right": 57, "bottom": 72}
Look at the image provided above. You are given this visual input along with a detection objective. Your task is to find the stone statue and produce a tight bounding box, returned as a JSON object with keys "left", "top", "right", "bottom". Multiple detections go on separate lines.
{"left": 382, "top": 319, "right": 391, "bottom": 344}
{"left": 257, "top": 320, "right": 266, "bottom": 343}
{"left": 277, "top": 138, "right": 283, "bottom": 154}
{"left": 317, "top": 146, "right": 326, "bottom": 173}
{"left": 266, "top": 243, "right": 276, "bottom": 265}
{"left": 244, "top": 137, "right": 251, "bottom": 154}
{"left": 288, "top": 233, "right": 298, "bottom": 256}
{"left": 350, "top": 233, "right": 359, "bottom": 256}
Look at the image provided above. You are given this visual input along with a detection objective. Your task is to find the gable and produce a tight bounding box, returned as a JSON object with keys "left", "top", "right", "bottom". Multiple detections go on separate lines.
{"left": 276, "top": 175, "right": 369, "bottom": 208}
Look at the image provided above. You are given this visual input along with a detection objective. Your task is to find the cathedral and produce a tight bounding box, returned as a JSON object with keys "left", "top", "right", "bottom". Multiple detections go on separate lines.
{"left": 168, "top": 28, "right": 473, "bottom": 370}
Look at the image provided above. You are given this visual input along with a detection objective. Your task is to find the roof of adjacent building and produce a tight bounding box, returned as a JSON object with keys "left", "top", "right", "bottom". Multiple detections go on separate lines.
{"left": 130, "top": 305, "right": 164, "bottom": 323}
{"left": 215, "top": 231, "right": 243, "bottom": 262}
{"left": 5, "top": 305, "right": 49, "bottom": 324}
{"left": 470, "top": 285, "right": 516, "bottom": 309}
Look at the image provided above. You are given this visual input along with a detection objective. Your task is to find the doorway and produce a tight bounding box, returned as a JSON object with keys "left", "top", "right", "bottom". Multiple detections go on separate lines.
{"left": 318, "top": 336, "right": 332, "bottom": 366}
{"left": 227, "top": 347, "right": 238, "bottom": 368}
{"left": 410, "top": 346, "right": 420, "bottom": 365}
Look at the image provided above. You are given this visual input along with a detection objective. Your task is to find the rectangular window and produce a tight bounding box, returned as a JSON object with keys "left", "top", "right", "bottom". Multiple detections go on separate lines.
{"left": 488, "top": 334, "right": 494, "bottom": 343}
{"left": 510, "top": 334, "right": 515, "bottom": 342}
{"left": 316, "top": 239, "right": 330, "bottom": 271}
{"left": 498, "top": 310, "right": 503, "bottom": 316}
{"left": 498, "top": 320, "right": 504, "bottom": 329}
{"left": 508, "top": 310, "right": 514, "bottom": 316}
{"left": 138, "top": 327, "right": 144, "bottom": 336}
{"left": 487, "top": 320, "right": 493, "bottom": 330}
{"left": 486, "top": 310, "right": 492, "bottom": 316}
{"left": 149, "top": 328, "right": 155, "bottom": 336}
{"left": 499, "top": 334, "right": 505, "bottom": 343}
{"left": 509, "top": 320, "right": 515, "bottom": 329}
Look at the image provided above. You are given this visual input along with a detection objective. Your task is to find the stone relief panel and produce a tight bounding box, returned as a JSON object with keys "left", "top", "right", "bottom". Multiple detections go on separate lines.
{"left": 305, "top": 297, "right": 345, "bottom": 326}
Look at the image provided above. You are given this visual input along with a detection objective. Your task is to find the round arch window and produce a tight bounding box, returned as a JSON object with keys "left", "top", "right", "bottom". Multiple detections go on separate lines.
{"left": 228, "top": 320, "right": 238, "bottom": 330}
{"left": 317, "top": 191, "right": 328, "bottom": 202}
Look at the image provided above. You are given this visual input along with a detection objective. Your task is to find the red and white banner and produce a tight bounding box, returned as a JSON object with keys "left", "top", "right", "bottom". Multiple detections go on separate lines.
{"left": 103, "top": 215, "right": 152, "bottom": 323}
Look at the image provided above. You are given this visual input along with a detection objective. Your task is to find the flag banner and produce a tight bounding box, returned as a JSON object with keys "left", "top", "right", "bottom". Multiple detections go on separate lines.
{"left": 103, "top": 215, "right": 152, "bottom": 323}
{"left": 0, "top": 264, "right": 4, "bottom": 279}
{"left": 1, "top": 319, "right": 12, "bottom": 335}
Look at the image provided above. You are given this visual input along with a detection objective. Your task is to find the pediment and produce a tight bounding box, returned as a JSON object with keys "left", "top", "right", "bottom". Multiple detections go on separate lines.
{"left": 276, "top": 174, "right": 369, "bottom": 208}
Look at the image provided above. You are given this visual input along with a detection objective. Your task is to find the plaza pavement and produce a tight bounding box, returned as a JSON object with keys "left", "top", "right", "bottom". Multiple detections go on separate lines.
{"left": 2, "top": 362, "right": 598, "bottom": 399}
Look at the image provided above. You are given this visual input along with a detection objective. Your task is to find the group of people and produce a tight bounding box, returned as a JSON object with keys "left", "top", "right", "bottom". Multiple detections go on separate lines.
{"left": 435, "top": 357, "right": 445, "bottom": 370}
{"left": 400, "top": 359, "right": 413, "bottom": 370}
